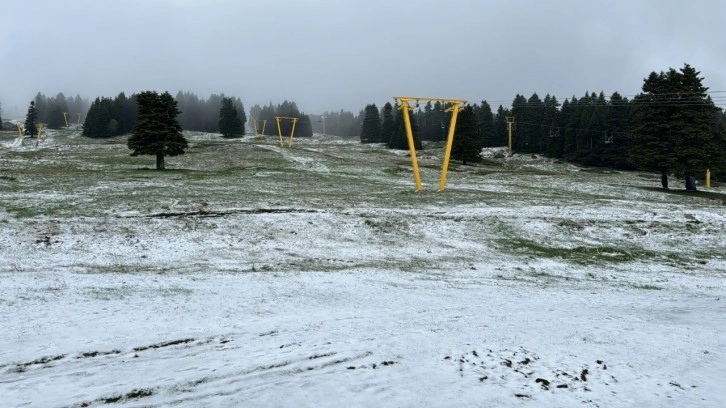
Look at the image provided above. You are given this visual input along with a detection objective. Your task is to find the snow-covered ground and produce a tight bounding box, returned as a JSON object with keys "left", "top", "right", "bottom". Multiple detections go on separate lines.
{"left": 1, "top": 130, "right": 724, "bottom": 407}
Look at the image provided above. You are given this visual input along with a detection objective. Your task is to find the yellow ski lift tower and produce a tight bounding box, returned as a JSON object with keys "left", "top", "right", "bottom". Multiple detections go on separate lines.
{"left": 63, "top": 112, "right": 70, "bottom": 128}
{"left": 506, "top": 116, "right": 515, "bottom": 156}
{"left": 35, "top": 124, "right": 44, "bottom": 145}
{"left": 76, "top": 113, "right": 82, "bottom": 126}
{"left": 251, "top": 118, "right": 267, "bottom": 138}
{"left": 16, "top": 123, "right": 24, "bottom": 139}
{"left": 393, "top": 96, "right": 467, "bottom": 192}
{"left": 275, "top": 116, "right": 298, "bottom": 147}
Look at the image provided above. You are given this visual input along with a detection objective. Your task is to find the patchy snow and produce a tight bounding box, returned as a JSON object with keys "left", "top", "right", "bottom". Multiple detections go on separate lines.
{"left": 0, "top": 131, "right": 725, "bottom": 407}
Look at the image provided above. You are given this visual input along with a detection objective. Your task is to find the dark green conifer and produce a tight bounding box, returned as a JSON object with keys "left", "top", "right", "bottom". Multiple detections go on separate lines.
{"left": 128, "top": 91, "right": 187, "bottom": 170}
{"left": 360, "top": 104, "right": 381, "bottom": 143}
{"left": 218, "top": 97, "right": 243, "bottom": 138}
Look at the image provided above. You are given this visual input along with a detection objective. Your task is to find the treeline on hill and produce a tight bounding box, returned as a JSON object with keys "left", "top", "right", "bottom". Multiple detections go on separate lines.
{"left": 309, "top": 110, "right": 362, "bottom": 137}
{"left": 360, "top": 63, "right": 726, "bottom": 182}
{"left": 82, "top": 92, "right": 249, "bottom": 138}
{"left": 25, "top": 92, "right": 91, "bottom": 129}
{"left": 248, "top": 101, "right": 313, "bottom": 137}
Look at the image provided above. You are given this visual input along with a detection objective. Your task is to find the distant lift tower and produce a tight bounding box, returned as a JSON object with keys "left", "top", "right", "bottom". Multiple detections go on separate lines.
{"left": 393, "top": 96, "right": 467, "bottom": 192}
{"left": 506, "top": 116, "right": 515, "bottom": 156}
{"left": 275, "top": 116, "right": 299, "bottom": 148}
{"left": 251, "top": 118, "right": 267, "bottom": 138}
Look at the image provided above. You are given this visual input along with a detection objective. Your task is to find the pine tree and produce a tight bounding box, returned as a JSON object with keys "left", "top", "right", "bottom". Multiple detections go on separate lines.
{"left": 218, "top": 97, "right": 243, "bottom": 138}
{"left": 24, "top": 101, "right": 39, "bottom": 137}
{"left": 388, "top": 104, "right": 421, "bottom": 150}
{"left": 493, "top": 105, "right": 511, "bottom": 147}
{"left": 380, "top": 102, "right": 394, "bottom": 144}
{"left": 83, "top": 97, "right": 113, "bottom": 138}
{"left": 509, "top": 94, "right": 527, "bottom": 153}
{"left": 296, "top": 114, "right": 313, "bottom": 137}
{"left": 475, "top": 101, "right": 495, "bottom": 148}
{"left": 600, "top": 92, "right": 633, "bottom": 169}
{"left": 542, "top": 95, "right": 561, "bottom": 158}
{"left": 127, "top": 91, "right": 187, "bottom": 170}
{"left": 47, "top": 104, "right": 65, "bottom": 129}
{"left": 451, "top": 105, "right": 481, "bottom": 164}
{"left": 630, "top": 64, "right": 721, "bottom": 188}
{"left": 360, "top": 104, "right": 381, "bottom": 143}
{"left": 521, "top": 93, "right": 545, "bottom": 153}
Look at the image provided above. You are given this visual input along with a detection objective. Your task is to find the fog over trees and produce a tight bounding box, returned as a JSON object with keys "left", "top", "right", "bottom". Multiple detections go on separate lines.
{"left": 8, "top": 62, "right": 726, "bottom": 185}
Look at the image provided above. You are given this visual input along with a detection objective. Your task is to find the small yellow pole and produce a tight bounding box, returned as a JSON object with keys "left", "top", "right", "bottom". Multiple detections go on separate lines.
{"left": 439, "top": 102, "right": 462, "bottom": 191}
{"left": 16, "top": 123, "right": 24, "bottom": 139}
{"left": 36, "top": 124, "right": 43, "bottom": 145}
{"left": 288, "top": 118, "right": 298, "bottom": 147}
{"left": 76, "top": 113, "right": 81, "bottom": 125}
{"left": 506, "top": 116, "right": 515, "bottom": 156}
{"left": 401, "top": 100, "right": 423, "bottom": 192}
{"left": 276, "top": 117, "right": 284, "bottom": 147}
{"left": 706, "top": 169, "right": 711, "bottom": 188}
{"left": 63, "top": 112, "right": 69, "bottom": 128}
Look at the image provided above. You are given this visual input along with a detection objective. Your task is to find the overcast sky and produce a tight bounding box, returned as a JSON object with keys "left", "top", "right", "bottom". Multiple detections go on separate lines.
{"left": 2, "top": 0, "right": 725, "bottom": 116}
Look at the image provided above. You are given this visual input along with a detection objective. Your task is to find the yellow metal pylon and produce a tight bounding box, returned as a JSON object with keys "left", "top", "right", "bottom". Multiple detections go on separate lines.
{"left": 275, "top": 116, "right": 298, "bottom": 147}
{"left": 506, "top": 116, "right": 515, "bottom": 156}
{"left": 393, "top": 96, "right": 467, "bottom": 192}
{"left": 251, "top": 118, "right": 267, "bottom": 138}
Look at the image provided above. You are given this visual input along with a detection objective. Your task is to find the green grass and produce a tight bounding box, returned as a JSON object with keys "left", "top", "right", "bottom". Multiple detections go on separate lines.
{"left": 2, "top": 130, "right": 724, "bottom": 279}
{"left": 637, "top": 186, "right": 726, "bottom": 203}
{"left": 495, "top": 238, "right": 653, "bottom": 265}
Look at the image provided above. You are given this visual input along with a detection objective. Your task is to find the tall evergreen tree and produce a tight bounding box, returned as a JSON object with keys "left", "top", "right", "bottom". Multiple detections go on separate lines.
{"left": 83, "top": 97, "right": 113, "bottom": 138}
{"left": 259, "top": 103, "right": 277, "bottom": 136}
{"left": 451, "top": 105, "right": 481, "bottom": 164}
{"left": 600, "top": 92, "right": 633, "bottom": 169}
{"left": 24, "top": 101, "right": 39, "bottom": 137}
{"left": 388, "top": 104, "right": 421, "bottom": 150}
{"left": 127, "top": 91, "right": 187, "bottom": 170}
{"left": 509, "top": 94, "right": 527, "bottom": 153}
{"left": 630, "top": 64, "right": 721, "bottom": 188}
{"left": 475, "top": 101, "right": 495, "bottom": 148}
{"left": 380, "top": 102, "right": 394, "bottom": 144}
{"left": 33, "top": 93, "right": 49, "bottom": 125}
{"left": 493, "top": 105, "right": 511, "bottom": 147}
{"left": 560, "top": 97, "right": 579, "bottom": 159}
{"left": 296, "top": 113, "right": 313, "bottom": 137}
{"left": 218, "top": 97, "right": 243, "bottom": 138}
{"left": 522, "top": 93, "right": 545, "bottom": 153}
{"left": 360, "top": 103, "right": 381, "bottom": 143}
{"left": 542, "top": 95, "right": 561, "bottom": 157}
{"left": 47, "top": 104, "right": 65, "bottom": 129}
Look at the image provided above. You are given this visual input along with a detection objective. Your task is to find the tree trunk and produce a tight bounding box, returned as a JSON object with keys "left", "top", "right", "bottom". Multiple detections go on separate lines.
{"left": 156, "top": 153, "right": 165, "bottom": 170}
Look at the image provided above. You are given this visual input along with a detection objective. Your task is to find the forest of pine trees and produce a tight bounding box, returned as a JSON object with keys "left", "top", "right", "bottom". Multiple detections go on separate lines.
{"left": 9, "top": 62, "right": 726, "bottom": 181}
{"left": 81, "top": 92, "right": 250, "bottom": 138}
{"left": 26, "top": 93, "right": 91, "bottom": 130}
{"left": 248, "top": 101, "right": 314, "bottom": 138}
{"left": 357, "top": 63, "right": 726, "bottom": 181}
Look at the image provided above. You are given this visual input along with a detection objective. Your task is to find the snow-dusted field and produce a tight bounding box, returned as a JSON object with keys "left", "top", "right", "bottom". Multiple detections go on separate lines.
{"left": 1, "top": 130, "right": 725, "bottom": 407}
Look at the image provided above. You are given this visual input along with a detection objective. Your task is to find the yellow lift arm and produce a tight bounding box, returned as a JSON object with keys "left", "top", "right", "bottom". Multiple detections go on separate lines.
{"left": 275, "top": 116, "right": 299, "bottom": 148}
{"left": 393, "top": 96, "right": 467, "bottom": 192}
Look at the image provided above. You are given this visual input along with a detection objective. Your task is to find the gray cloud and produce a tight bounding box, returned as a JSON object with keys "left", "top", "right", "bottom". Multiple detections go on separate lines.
{"left": 2, "top": 0, "right": 725, "bottom": 116}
